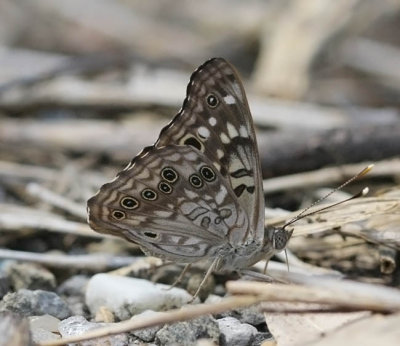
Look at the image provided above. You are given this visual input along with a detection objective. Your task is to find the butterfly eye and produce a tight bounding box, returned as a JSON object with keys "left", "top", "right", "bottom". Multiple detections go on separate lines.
{"left": 142, "top": 188, "right": 158, "bottom": 201}
{"left": 189, "top": 174, "right": 203, "bottom": 188}
{"left": 112, "top": 210, "right": 126, "bottom": 220}
{"left": 206, "top": 94, "right": 219, "bottom": 108}
{"left": 120, "top": 197, "right": 139, "bottom": 209}
{"left": 200, "top": 165, "right": 216, "bottom": 182}
{"left": 158, "top": 181, "right": 172, "bottom": 194}
{"left": 161, "top": 167, "right": 178, "bottom": 183}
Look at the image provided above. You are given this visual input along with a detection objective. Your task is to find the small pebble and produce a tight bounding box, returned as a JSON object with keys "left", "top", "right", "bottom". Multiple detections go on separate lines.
{"left": 29, "top": 314, "right": 60, "bottom": 332}
{"left": 131, "top": 310, "right": 163, "bottom": 342}
{"left": 59, "top": 315, "right": 128, "bottom": 346}
{"left": 218, "top": 316, "right": 258, "bottom": 346}
{"left": 0, "top": 289, "right": 71, "bottom": 319}
{"left": 4, "top": 262, "right": 56, "bottom": 291}
{"left": 31, "top": 327, "right": 60, "bottom": 343}
{"left": 155, "top": 315, "right": 219, "bottom": 346}
{"left": 220, "top": 305, "right": 266, "bottom": 326}
{"left": 57, "top": 275, "right": 89, "bottom": 296}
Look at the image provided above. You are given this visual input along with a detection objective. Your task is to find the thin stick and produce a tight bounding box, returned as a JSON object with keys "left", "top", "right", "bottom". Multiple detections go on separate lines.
{"left": 0, "top": 249, "right": 136, "bottom": 270}
{"left": 0, "top": 204, "right": 103, "bottom": 238}
{"left": 27, "top": 183, "right": 86, "bottom": 219}
{"left": 38, "top": 295, "right": 260, "bottom": 346}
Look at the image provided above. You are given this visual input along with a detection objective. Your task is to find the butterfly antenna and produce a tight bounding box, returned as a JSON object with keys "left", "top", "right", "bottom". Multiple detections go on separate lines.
{"left": 282, "top": 164, "right": 373, "bottom": 229}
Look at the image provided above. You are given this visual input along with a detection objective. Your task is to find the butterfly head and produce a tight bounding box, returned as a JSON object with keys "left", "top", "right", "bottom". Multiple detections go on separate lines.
{"left": 266, "top": 226, "right": 293, "bottom": 252}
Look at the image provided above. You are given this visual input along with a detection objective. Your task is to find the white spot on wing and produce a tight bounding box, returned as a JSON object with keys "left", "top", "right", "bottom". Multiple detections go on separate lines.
{"left": 217, "top": 149, "right": 224, "bottom": 159}
{"left": 209, "top": 117, "right": 217, "bottom": 126}
{"left": 215, "top": 186, "right": 228, "bottom": 204}
{"left": 220, "top": 133, "right": 230, "bottom": 144}
{"left": 198, "top": 126, "right": 210, "bottom": 139}
{"left": 239, "top": 126, "right": 249, "bottom": 138}
{"left": 224, "top": 95, "right": 235, "bottom": 104}
{"left": 169, "top": 153, "right": 181, "bottom": 161}
{"left": 184, "top": 152, "right": 197, "bottom": 161}
{"left": 227, "top": 122, "right": 239, "bottom": 138}
{"left": 184, "top": 189, "right": 198, "bottom": 199}
{"left": 154, "top": 210, "right": 173, "bottom": 217}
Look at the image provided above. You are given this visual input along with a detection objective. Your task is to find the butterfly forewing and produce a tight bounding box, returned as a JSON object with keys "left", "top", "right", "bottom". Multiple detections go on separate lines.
{"left": 155, "top": 58, "right": 264, "bottom": 240}
{"left": 87, "top": 145, "right": 250, "bottom": 263}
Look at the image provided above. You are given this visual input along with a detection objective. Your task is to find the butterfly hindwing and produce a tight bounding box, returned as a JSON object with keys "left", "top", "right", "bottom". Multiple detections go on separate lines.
{"left": 87, "top": 145, "right": 250, "bottom": 263}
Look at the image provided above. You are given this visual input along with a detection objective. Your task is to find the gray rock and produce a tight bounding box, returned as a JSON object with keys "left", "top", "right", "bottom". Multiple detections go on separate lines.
{"left": 86, "top": 274, "right": 193, "bottom": 320}
{"left": 58, "top": 275, "right": 89, "bottom": 296}
{"left": 155, "top": 315, "right": 219, "bottom": 346}
{"left": 64, "top": 295, "right": 88, "bottom": 318}
{"left": 156, "top": 321, "right": 197, "bottom": 346}
{"left": 218, "top": 316, "right": 258, "bottom": 346}
{"left": 220, "top": 305, "right": 265, "bottom": 326}
{"left": 131, "top": 310, "right": 162, "bottom": 342}
{"left": 251, "top": 332, "right": 274, "bottom": 346}
{"left": 29, "top": 314, "right": 60, "bottom": 332}
{"left": 0, "top": 289, "right": 71, "bottom": 319}
{"left": 30, "top": 327, "right": 60, "bottom": 343}
{"left": 4, "top": 262, "right": 56, "bottom": 291}
{"left": 59, "top": 315, "right": 128, "bottom": 346}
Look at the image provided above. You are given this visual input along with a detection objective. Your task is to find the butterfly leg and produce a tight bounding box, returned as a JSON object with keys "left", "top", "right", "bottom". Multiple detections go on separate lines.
{"left": 189, "top": 256, "right": 220, "bottom": 303}
{"left": 167, "top": 263, "right": 192, "bottom": 290}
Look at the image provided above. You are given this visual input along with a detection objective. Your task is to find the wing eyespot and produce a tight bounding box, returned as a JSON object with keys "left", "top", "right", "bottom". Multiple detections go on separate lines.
{"left": 141, "top": 188, "right": 158, "bottom": 201}
{"left": 189, "top": 174, "right": 203, "bottom": 188}
{"left": 200, "top": 165, "right": 216, "bottom": 182}
{"left": 206, "top": 94, "right": 219, "bottom": 108}
{"left": 112, "top": 210, "right": 126, "bottom": 220}
{"left": 158, "top": 181, "right": 173, "bottom": 194}
{"left": 161, "top": 167, "right": 178, "bottom": 184}
{"left": 120, "top": 196, "right": 139, "bottom": 209}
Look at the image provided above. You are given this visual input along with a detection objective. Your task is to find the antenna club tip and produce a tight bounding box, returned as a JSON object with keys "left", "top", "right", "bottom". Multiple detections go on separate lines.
{"left": 359, "top": 164, "right": 374, "bottom": 177}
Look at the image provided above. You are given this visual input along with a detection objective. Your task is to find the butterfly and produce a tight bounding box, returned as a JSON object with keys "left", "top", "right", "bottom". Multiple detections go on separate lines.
{"left": 87, "top": 58, "right": 292, "bottom": 299}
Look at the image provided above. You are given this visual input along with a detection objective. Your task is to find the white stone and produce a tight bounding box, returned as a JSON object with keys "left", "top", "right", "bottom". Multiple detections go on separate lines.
{"left": 85, "top": 274, "right": 193, "bottom": 320}
{"left": 218, "top": 316, "right": 258, "bottom": 346}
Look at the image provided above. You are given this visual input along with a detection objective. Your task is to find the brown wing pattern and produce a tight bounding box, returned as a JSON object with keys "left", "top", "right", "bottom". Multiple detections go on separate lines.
{"left": 87, "top": 145, "right": 249, "bottom": 263}
{"left": 155, "top": 58, "right": 264, "bottom": 240}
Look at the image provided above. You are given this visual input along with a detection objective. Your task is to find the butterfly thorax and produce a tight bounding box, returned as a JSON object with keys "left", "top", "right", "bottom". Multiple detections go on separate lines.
{"left": 214, "top": 226, "right": 293, "bottom": 273}
{"left": 213, "top": 237, "right": 265, "bottom": 273}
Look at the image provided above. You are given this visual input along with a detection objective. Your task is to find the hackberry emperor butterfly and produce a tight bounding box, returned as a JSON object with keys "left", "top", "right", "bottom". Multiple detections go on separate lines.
{"left": 87, "top": 58, "right": 292, "bottom": 298}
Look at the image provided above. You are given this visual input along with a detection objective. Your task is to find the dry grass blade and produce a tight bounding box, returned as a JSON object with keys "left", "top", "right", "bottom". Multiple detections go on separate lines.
{"left": 227, "top": 276, "right": 400, "bottom": 313}
{"left": 266, "top": 194, "right": 400, "bottom": 241}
